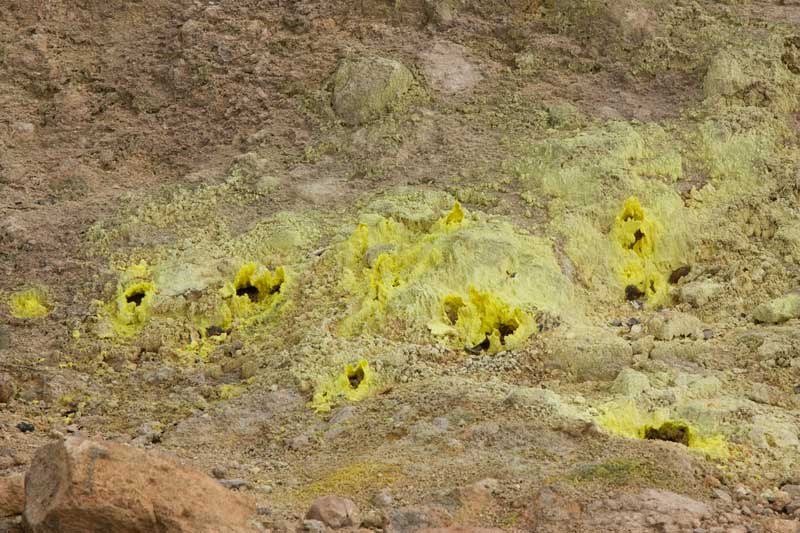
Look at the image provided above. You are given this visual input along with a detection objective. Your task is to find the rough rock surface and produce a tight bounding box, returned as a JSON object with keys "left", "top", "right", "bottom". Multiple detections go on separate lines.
{"left": 331, "top": 57, "right": 413, "bottom": 126}
{"left": 23, "top": 437, "right": 257, "bottom": 533}
{"left": 305, "top": 495, "right": 360, "bottom": 529}
{"left": 0, "top": 473, "right": 25, "bottom": 517}
{"left": 753, "top": 292, "right": 800, "bottom": 324}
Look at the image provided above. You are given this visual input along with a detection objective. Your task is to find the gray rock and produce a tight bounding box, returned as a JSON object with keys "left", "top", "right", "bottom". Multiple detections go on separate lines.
{"left": 679, "top": 281, "right": 722, "bottom": 307}
{"left": 753, "top": 292, "right": 800, "bottom": 324}
{"left": 424, "top": 0, "right": 457, "bottom": 26}
{"left": 547, "top": 326, "right": 633, "bottom": 381}
{"left": 302, "top": 519, "right": 326, "bottom": 533}
{"left": 646, "top": 311, "right": 704, "bottom": 341}
{"left": 610, "top": 368, "right": 650, "bottom": 397}
{"left": 331, "top": 57, "right": 413, "bottom": 126}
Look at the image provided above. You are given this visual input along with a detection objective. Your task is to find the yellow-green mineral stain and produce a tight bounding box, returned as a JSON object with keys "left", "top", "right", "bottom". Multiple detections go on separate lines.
{"left": 311, "top": 359, "right": 376, "bottom": 413}
{"left": 596, "top": 401, "right": 729, "bottom": 460}
{"left": 9, "top": 288, "right": 50, "bottom": 319}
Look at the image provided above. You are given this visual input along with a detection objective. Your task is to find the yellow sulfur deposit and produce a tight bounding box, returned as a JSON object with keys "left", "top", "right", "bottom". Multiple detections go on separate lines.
{"left": 311, "top": 359, "right": 376, "bottom": 412}
{"left": 611, "top": 197, "right": 669, "bottom": 305}
{"left": 9, "top": 288, "right": 50, "bottom": 319}
{"left": 221, "top": 262, "right": 286, "bottom": 319}
{"left": 94, "top": 261, "right": 156, "bottom": 337}
{"left": 596, "top": 401, "right": 729, "bottom": 460}
{"left": 337, "top": 199, "right": 574, "bottom": 353}
{"left": 431, "top": 288, "right": 534, "bottom": 352}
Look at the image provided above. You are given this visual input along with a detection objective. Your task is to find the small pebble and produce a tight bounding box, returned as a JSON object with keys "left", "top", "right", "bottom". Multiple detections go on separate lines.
{"left": 211, "top": 466, "right": 227, "bottom": 479}
{"left": 16, "top": 422, "right": 35, "bottom": 433}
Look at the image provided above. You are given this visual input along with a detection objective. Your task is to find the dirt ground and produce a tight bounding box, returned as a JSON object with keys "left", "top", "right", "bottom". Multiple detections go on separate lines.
{"left": 2, "top": 1, "right": 800, "bottom": 531}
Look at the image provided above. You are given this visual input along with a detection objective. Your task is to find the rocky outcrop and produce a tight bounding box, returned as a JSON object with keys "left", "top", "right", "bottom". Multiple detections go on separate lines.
{"left": 23, "top": 437, "right": 258, "bottom": 533}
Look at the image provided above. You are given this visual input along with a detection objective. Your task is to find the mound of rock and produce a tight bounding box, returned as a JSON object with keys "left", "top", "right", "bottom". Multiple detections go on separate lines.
{"left": 23, "top": 437, "right": 258, "bottom": 533}
{"left": 331, "top": 56, "right": 413, "bottom": 126}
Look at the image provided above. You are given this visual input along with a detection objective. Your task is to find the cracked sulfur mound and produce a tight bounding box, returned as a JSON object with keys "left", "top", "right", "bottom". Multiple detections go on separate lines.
{"left": 337, "top": 198, "right": 576, "bottom": 352}
{"left": 595, "top": 401, "right": 729, "bottom": 460}
{"left": 221, "top": 262, "right": 286, "bottom": 319}
{"left": 311, "top": 359, "right": 376, "bottom": 413}
{"left": 432, "top": 288, "right": 534, "bottom": 353}
{"left": 8, "top": 288, "right": 50, "bottom": 319}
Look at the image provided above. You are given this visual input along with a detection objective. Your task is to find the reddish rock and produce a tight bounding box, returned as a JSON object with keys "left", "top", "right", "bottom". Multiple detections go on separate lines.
{"left": 305, "top": 495, "right": 360, "bottom": 529}
{"left": 765, "top": 518, "right": 800, "bottom": 533}
{"left": 0, "top": 473, "right": 25, "bottom": 517}
{"left": 23, "top": 436, "right": 258, "bottom": 533}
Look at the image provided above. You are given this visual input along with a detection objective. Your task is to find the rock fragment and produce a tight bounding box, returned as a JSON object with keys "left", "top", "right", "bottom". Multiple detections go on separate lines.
{"left": 0, "top": 474, "right": 25, "bottom": 517}
{"left": 331, "top": 57, "right": 413, "bottom": 126}
{"left": 753, "top": 292, "right": 800, "bottom": 324}
{"left": 610, "top": 368, "right": 651, "bottom": 397}
{"left": 23, "top": 437, "right": 257, "bottom": 533}
{"left": 305, "top": 495, "right": 360, "bottom": 529}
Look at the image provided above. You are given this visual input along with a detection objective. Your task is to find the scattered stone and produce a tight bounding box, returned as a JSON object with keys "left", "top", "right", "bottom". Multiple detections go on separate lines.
{"left": 679, "top": 280, "right": 722, "bottom": 307}
{"left": 610, "top": 368, "right": 651, "bottom": 397}
{"left": 372, "top": 488, "right": 395, "bottom": 508}
{"left": 646, "top": 311, "right": 704, "bottom": 341}
{"left": 749, "top": 382, "right": 797, "bottom": 408}
{"left": 305, "top": 495, "right": 360, "bottom": 529}
{"left": 0, "top": 474, "right": 25, "bottom": 517}
{"left": 424, "top": 0, "right": 457, "bottom": 26}
{"left": 0, "top": 373, "right": 16, "bottom": 403}
{"left": 763, "top": 518, "right": 800, "bottom": 533}
{"left": 704, "top": 50, "right": 749, "bottom": 99}
{"left": 239, "top": 360, "right": 259, "bottom": 380}
{"left": 16, "top": 422, "right": 34, "bottom": 433}
{"left": 11, "top": 122, "right": 35, "bottom": 133}
{"left": 218, "top": 479, "right": 251, "bottom": 491}
{"left": 288, "top": 434, "right": 310, "bottom": 451}
{"left": 386, "top": 506, "right": 450, "bottom": 533}
{"left": 360, "top": 509, "right": 386, "bottom": 529}
{"left": 754, "top": 292, "right": 800, "bottom": 324}
{"left": 23, "top": 437, "right": 257, "bottom": 533}
{"left": 303, "top": 519, "right": 326, "bottom": 533}
{"left": 547, "top": 326, "right": 633, "bottom": 381}
{"left": 212, "top": 466, "right": 228, "bottom": 479}
{"left": 331, "top": 56, "right": 413, "bottom": 126}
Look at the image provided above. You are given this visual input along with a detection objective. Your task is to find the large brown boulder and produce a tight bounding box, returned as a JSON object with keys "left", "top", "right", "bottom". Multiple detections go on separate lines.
{"left": 23, "top": 437, "right": 258, "bottom": 533}
{"left": 0, "top": 473, "right": 25, "bottom": 517}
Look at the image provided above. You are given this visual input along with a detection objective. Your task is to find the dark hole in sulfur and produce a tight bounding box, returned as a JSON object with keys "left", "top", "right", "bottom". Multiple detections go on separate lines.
{"left": 668, "top": 265, "right": 691, "bottom": 284}
{"left": 444, "top": 301, "right": 461, "bottom": 325}
{"left": 465, "top": 336, "right": 491, "bottom": 354}
{"left": 347, "top": 366, "right": 365, "bottom": 389}
{"left": 126, "top": 290, "right": 146, "bottom": 306}
{"left": 498, "top": 322, "right": 517, "bottom": 344}
{"left": 206, "top": 325, "right": 226, "bottom": 337}
{"left": 625, "top": 285, "right": 645, "bottom": 301}
{"left": 627, "top": 229, "right": 644, "bottom": 250}
{"left": 644, "top": 422, "right": 690, "bottom": 446}
{"left": 236, "top": 283, "right": 260, "bottom": 302}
